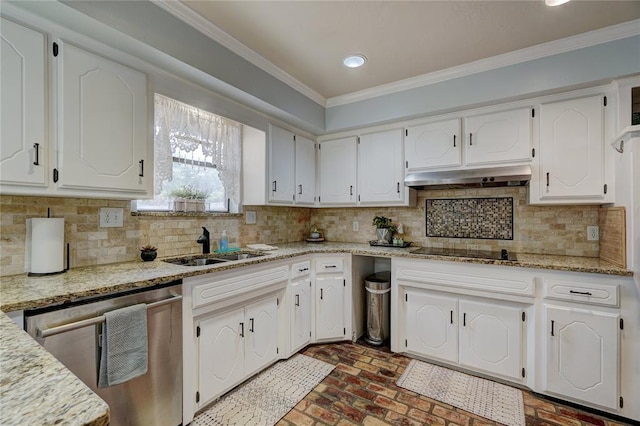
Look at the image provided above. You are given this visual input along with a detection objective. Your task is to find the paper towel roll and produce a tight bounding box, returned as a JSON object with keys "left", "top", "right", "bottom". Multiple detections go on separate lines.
{"left": 27, "top": 218, "right": 65, "bottom": 275}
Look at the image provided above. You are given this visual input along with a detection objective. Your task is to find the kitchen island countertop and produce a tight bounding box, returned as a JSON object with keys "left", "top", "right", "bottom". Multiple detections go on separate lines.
{"left": 0, "top": 242, "right": 632, "bottom": 425}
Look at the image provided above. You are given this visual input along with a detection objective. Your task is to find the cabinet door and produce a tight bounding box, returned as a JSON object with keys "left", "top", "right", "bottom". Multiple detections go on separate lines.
{"left": 0, "top": 18, "right": 47, "bottom": 187}
{"left": 291, "top": 278, "right": 312, "bottom": 352}
{"left": 405, "top": 119, "right": 461, "bottom": 170}
{"left": 316, "top": 276, "right": 345, "bottom": 340}
{"left": 405, "top": 290, "right": 458, "bottom": 363}
{"left": 198, "top": 308, "right": 245, "bottom": 404}
{"left": 295, "top": 135, "right": 316, "bottom": 205}
{"left": 57, "top": 41, "right": 149, "bottom": 193}
{"left": 464, "top": 108, "right": 531, "bottom": 166}
{"left": 268, "top": 124, "right": 295, "bottom": 203}
{"left": 244, "top": 297, "right": 279, "bottom": 376}
{"left": 358, "top": 129, "right": 404, "bottom": 204}
{"left": 545, "top": 305, "right": 619, "bottom": 409}
{"left": 318, "top": 137, "right": 357, "bottom": 205}
{"left": 539, "top": 96, "right": 604, "bottom": 199}
{"left": 459, "top": 299, "right": 523, "bottom": 381}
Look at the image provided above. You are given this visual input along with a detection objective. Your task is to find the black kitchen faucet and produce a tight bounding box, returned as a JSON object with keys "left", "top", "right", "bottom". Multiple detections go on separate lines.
{"left": 197, "top": 227, "right": 210, "bottom": 254}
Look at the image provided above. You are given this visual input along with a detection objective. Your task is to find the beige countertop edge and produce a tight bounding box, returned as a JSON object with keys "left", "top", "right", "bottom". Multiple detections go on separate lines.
{"left": 0, "top": 313, "right": 109, "bottom": 426}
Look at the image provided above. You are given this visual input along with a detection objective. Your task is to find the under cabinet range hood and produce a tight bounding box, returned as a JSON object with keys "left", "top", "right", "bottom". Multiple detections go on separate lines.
{"left": 404, "top": 165, "right": 531, "bottom": 189}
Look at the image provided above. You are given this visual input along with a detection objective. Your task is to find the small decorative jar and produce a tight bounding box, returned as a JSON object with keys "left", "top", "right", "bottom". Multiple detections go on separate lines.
{"left": 140, "top": 245, "right": 158, "bottom": 262}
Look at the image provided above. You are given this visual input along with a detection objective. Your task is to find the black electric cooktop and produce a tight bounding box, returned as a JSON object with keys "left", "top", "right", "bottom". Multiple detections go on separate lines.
{"left": 410, "top": 247, "right": 517, "bottom": 261}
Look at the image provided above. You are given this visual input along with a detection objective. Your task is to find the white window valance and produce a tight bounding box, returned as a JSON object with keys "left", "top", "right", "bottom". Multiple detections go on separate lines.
{"left": 154, "top": 94, "right": 241, "bottom": 208}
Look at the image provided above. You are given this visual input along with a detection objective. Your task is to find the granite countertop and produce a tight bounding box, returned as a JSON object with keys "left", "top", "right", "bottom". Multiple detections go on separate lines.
{"left": 0, "top": 313, "right": 109, "bottom": 426}
{"left": 0, "top": 242, "right": 632, "bottom": 425}
{"left": 0, "top": 242, "right": 632, "bottom": 313}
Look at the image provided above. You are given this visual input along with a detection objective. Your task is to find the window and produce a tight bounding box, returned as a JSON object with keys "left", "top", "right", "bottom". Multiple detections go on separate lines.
{"left": 136, "top": 94, "right": 241, "bottom": 212}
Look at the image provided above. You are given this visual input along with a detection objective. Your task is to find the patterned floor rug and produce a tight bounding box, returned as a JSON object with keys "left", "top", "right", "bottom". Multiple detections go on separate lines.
{"left": 193, "top": 354, "right": 335, "bottom": 426}
{"left": 397, "top": 359, "right": 525, "bottom": 426}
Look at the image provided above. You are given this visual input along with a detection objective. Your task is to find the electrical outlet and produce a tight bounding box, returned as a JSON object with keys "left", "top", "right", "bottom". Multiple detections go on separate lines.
{"left": 353, "top": 221, "right": 359, "bottom": 232}
{"left": 587, "top": 225, "right": 599, "bottom": 241}
{"left": 245, "top": 210, "right": 257, "bottom": 225}
{"left": 100, "top": 207, "right": 124, "bottom": 228}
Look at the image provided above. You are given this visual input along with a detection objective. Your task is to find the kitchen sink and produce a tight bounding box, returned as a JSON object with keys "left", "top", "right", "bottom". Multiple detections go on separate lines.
{"left": 163, "top": 252, "right": 265, "bottom": 266}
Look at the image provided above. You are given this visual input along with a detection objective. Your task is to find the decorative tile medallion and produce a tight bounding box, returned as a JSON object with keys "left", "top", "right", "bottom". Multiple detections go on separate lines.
{"left": 426, "top": 197, "right": 513, "bottom": 239}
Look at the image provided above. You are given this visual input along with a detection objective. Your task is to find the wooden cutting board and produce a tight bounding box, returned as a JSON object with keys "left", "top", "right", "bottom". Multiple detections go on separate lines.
{"left": 599, "top": 206, "right": 626, "bottom": 268}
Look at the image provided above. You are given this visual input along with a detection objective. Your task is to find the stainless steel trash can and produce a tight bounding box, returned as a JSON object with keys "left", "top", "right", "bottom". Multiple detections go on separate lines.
{"left": 364, "top": 271, "right": 391, "bottom": 346}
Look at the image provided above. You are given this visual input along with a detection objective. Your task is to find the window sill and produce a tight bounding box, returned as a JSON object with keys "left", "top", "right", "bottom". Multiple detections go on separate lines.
{"left": 132, "top": 211, "right": 243, "bottom": 218}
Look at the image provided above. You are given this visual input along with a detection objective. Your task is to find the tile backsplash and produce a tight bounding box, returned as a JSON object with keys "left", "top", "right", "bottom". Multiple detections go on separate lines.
{"left": 0, "top": 188, "right": 601, "bottom": 276}
{"left": 426, "top": 197, "right": 513, "bottom": 240}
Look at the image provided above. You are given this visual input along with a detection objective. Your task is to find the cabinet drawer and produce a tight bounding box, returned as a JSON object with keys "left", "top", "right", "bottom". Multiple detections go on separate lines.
{"left": 192, "top": 265, "right": 289, "bottom": 309}
{"left": 291, "top": 260, "right": 311, "bottom": 278}
{"left": 543, "top": 279, "right": 618, "bottom": 307}
{"left": 315, "top": 258, "right": 344, "bottom": 273}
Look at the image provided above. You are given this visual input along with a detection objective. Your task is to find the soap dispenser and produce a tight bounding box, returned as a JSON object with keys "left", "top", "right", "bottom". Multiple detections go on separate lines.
{"left": 219, "top": 230, "right": 228, "bottom": 252}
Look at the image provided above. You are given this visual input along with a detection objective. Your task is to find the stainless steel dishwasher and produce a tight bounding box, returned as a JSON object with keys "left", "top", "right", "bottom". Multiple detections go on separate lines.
{"left": 25, "top": 281, "right": 182, "bottom": 426}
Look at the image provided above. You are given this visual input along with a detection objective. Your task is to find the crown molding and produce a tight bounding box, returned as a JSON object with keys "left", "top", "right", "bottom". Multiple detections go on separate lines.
{"left": 153, "top": 0, "right": 327, "bottom": 107}
{"left": 326, "top": 19, "right": 640, "bottom": 108}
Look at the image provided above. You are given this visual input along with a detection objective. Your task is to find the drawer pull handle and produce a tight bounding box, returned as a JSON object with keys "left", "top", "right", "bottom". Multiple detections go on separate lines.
{"left": 320, "top": 288, "right": 323, "bottom": 300}
{"left": 325, "top": 265, "right": 337, "bottom": 269}
{"left": 546, "top": 172, "right": 550, "bottom": 187}
{"left": 469, "top": 133, "right": 473, "bottom": 146}
{"left": 453, "top": 135, "right": 456, "bottom": 148}
{"left": 569, "top": 290, "right": 592, "bottom": 296}
{"left": 138, "top": 159, "right": 144, "bottom": 177}
{"left": 295, "top": 294, "right": 300, "bottom": 306}
{"left": 240, "top": 322, "right": 244, "bottom": 337}
{"left": 249, "top": 318, "right": 254, "bottom": 333}
{"left": 551, "top": 320, "right": 555, "bottom": 336}
{"left": 463, "top": 313, "right": 466, "bottom": 327}
{"left": 298, "top": 184, "right": 303, "bottom": 195}
{"left": 272, "top": 180, "right": 277, "bottom": 192}
{"left": 298, "top": 267, "right": 309, "bottom": 272}
{"left": 349, "top": 185, "right": 353, "bottom": 196}
{"left": 450, "top": 310, "right": 453, "bottom": 324}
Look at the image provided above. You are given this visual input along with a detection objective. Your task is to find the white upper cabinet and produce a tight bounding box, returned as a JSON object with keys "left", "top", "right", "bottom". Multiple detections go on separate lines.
{"left": 463, "top": 108, "right": 532, "bottom": 166}
{"left": 268, "top": 124, "right": 316, "bottom": 206}
{"left": 0, "top": 18, "right": 47, "bottom": 188}
{"left": 536, "top": 95, "right": 606, "bottom": 201}
{"left": 294, "top": 135, "right": 316, "bottom": 205}
{"left": 268, "top": 124, "right": 295, "bottom": 203}
{"left": 56, "top": 41, "right": 150, "bottom": 195}
{"left": 358, "top": 129, "right": 405, "bottom": 205}
{"left": 405, "top": 119, "right": 461, "bottom": 170}
{"left": 318, "top": 136, "right": 357, "bottom": 205}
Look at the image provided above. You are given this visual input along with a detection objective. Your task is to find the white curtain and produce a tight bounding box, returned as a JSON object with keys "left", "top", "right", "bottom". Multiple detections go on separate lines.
{"left": 154, "top": 94, "right": 241, "bottom": 208}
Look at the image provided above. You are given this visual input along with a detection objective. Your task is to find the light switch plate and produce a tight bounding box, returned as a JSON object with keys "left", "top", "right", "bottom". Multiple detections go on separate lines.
{"left": 100, "top": 208, "right": 124, "bottom": 227}
{"left": 245, "top": 210, "right": 257, "bottom": 225}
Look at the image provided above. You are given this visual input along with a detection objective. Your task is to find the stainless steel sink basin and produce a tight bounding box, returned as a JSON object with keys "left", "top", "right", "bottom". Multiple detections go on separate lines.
{"left": 163, "top": 252, "right": 265, "bottom": 266}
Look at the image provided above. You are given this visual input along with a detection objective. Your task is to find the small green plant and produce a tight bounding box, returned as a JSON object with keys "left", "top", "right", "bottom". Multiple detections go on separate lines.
{"left": 169, "top": 185, "right": 209, "bottom": 200}
{"left": 372, "top": 216, "right": 397, "bottom": 232}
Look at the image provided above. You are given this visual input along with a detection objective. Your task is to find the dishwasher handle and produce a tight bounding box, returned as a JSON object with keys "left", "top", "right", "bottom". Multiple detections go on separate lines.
{"left": 37, "top": 294, "right": 183, "bottom": 338}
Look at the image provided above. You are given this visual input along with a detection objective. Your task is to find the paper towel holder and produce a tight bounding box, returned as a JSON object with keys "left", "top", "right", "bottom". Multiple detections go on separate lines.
{"left": 27, "top": 242, "right": 69, "bottom": 277}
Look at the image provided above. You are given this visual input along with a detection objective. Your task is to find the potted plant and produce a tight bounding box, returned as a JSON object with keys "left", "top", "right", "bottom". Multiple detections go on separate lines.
{"left": 372, "top": 216, "right": 397, "bottom": 244}
{"left": 140, "top": 244, "right": 158, "bottom": 262}
{"left": 169, "top": 185, "right": 209, "bottom": 212}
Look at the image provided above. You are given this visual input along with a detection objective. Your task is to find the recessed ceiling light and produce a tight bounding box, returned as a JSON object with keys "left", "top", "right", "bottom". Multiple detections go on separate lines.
{"left": 343, "top": 54, "right": 367, "bottom": 68}
{"left": 545, "top": 0, "right": 570, "bottom": 6}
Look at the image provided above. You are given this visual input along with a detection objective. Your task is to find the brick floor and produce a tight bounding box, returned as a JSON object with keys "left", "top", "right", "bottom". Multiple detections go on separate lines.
{"left": 276, "top": 341, "right": 631, "bottom": 426}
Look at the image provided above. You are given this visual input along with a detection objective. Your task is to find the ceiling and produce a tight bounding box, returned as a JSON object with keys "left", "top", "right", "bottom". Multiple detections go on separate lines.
{"left": 179, "top": 1, "right": 640, "bottom": 103}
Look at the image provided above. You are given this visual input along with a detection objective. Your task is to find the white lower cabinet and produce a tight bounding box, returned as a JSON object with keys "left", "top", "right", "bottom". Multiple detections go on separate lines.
{"left": 290, "top": 276, "right": 312, "bottom": 353}
{"left": 404, "top": 288, "right": 526, "bottom": 382}
{"left": 405, "top": 290, "right": 458, "bottom": 363}
{"left": 459, "top": 299, "right": 523, "bottom": 381}
{"left": 316, "top": 275, "right": 346, "bottom": 341}
{"left": 544, "top": 304, "right": 619, "bottom": 410}
{"left": 197, "top": 295, "right": 278, "bottom": 406}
